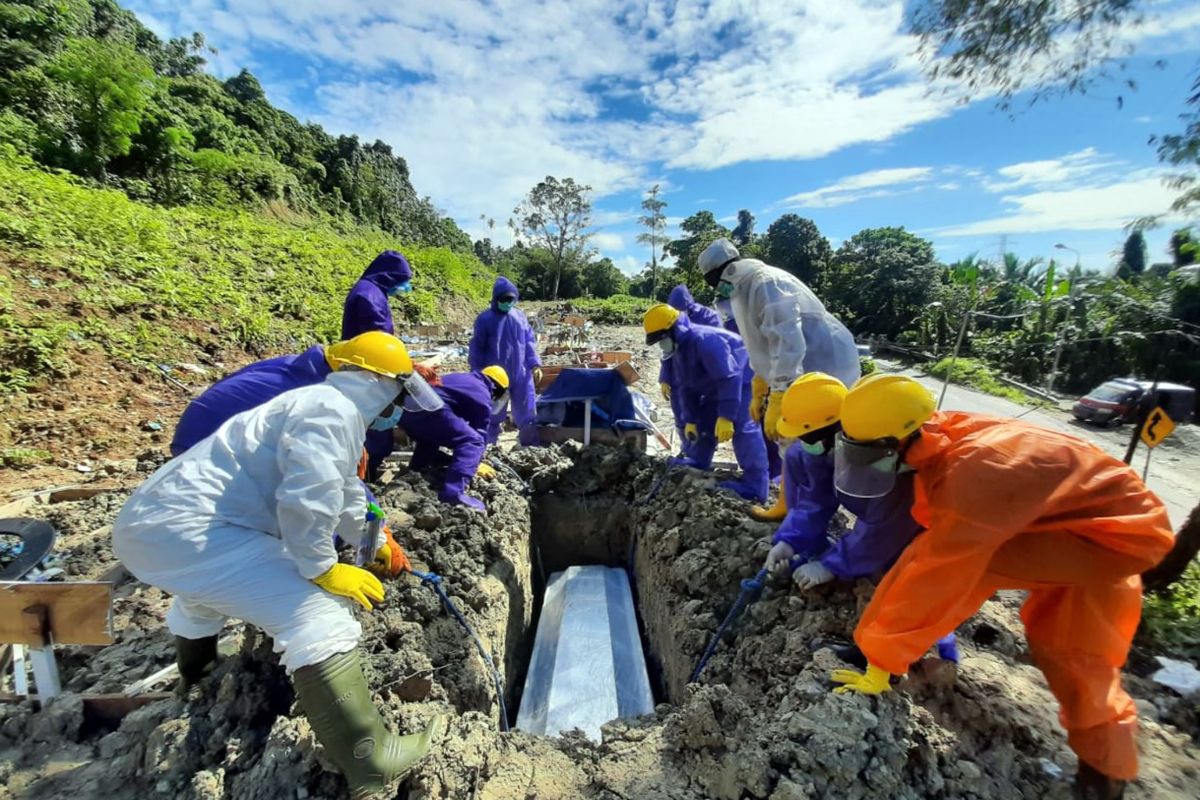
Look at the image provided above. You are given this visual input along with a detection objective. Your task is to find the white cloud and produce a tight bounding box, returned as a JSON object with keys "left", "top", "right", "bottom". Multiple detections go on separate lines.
{"left": 618, "top": 255, "right": 641, "bottom": 275}
{"left": 935, "top": 173, "right": 1182, "bottom": 237}
{"left": 777, "top": 167, "right": 934, "bottom": 209}
{"left": 591, "top": 232, "right": 625, "bottom": 252}
{"left": 123, "top": 0, "right": 970, "bottom": 219}
{"left": 983, "top": 147, "right": 1117, "bottom": 192}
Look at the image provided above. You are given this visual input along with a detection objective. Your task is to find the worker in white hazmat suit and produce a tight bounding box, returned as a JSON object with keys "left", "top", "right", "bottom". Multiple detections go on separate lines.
{"left": 112, "top": 331, "right": 443, "bottom": 798}
{"left": 699, "top": 238, "right": 860, "bottom": 443}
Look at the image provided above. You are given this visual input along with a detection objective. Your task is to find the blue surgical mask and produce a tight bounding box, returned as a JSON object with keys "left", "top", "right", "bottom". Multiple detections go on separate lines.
{"left": 497, "top": 300, "right": 515, "bottom": 312}
{"left": 717, "top": 281, "right": 734, "bottom": 299}
{"left": 800, "top": 440, "right": 828, "bottom": 456}
{"left": 387, "top": 281, "right": 412, "bottom": 297}
{"left": 369, "top": 404, "right": 404, "bottom": 431}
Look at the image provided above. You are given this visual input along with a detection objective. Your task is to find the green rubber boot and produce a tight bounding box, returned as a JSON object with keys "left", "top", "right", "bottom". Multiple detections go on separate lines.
{"left": 174, "top": 635, "right": 218, "bottom": 695}
{"left": 292, "top": 649, "right": 442, "bottom": 799}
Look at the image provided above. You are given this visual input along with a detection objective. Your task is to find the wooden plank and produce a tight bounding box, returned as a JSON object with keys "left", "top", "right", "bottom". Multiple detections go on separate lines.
{"left": 0, "top": 582, "right": 113, "bottom": 646}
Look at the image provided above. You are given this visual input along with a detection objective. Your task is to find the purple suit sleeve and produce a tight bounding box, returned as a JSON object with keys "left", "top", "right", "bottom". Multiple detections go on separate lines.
{"left": 697, "top": 336, "right": 742, "bottom": 421}
{"left": 468, "top": 313, "right": 490, "bottom": 372}
{"left": 772, "top": 449, "right": 839, "bottom": 558}
{"left": 524, "top": 321, "right": 541, "bottom": 369}
{"left": 820, "top": 476, "right": 923, "bottom": 579}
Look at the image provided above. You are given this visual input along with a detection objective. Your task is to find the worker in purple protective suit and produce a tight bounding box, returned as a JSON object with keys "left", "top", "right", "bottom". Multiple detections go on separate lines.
{"left": 658, "top": 285, "right": 722, "bottom": 459}
{"left": 761, "top": 373, "right": 958, "bottom": 664}
{"left": 469, "top": 277, "right": 542, "bottom": 447}
{"left": 643, "top": 303, "right": 769, "bottom": 503}
{"left": 171, "top": 345, "right": 331, "bottom": 457}
{"left": 398, "top": 367, "right": 509, "bottom": 512}
{"left": 342, "top": 250, "right": 414, "bottom": 471}
{"left": 716, "top": 297, "right": 783, "bottom": 484}
{"left": 341, "top": 250, "right": 413, "bottom": 339}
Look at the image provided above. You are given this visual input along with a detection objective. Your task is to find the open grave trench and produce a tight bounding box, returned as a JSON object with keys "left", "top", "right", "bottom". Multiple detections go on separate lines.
{"left": 2, "top": 443, "right": 1199, "bottom": 800}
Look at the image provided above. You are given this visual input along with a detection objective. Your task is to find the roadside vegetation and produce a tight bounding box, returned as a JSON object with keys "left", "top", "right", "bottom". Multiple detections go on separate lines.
{"left": 929, "top": 357, "right": 1037, "bottom": 405}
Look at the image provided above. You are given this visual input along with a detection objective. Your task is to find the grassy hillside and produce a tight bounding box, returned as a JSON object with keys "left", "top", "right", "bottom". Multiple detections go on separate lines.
{"left": 0, "top": 153, "right": 492, "bottom": 476}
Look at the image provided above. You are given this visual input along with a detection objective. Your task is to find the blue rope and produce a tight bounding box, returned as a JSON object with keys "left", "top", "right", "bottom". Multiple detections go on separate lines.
{"left": 640, "top": 460, "right": 674, "bottom": 504}
{"left": 690, "top": 567, "right": 769, "bottom": 683}
{"left": 409, "top": 569, "right": 510, "bottom": 731}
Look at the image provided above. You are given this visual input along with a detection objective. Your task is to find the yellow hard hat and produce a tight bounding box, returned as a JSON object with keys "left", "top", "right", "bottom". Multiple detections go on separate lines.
{"left": 482, "top": 365, "right": 510, "bottom": 390}
{"left": 775, "top": 373, "right": 848, "bottom": 439}
{"left": 841, "top": 374, "right": 935, "bottom": 442}
{"left": 643, "top": 303, "right": 680, "bottom": 344}
{"left": 325, "top": 331, "right": 414, "bottom": 379}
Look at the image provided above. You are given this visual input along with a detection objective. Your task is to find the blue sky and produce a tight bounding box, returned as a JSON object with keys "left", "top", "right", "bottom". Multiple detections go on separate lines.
{"left": 127, "top": 0, "right": 1200, "bottom": 275}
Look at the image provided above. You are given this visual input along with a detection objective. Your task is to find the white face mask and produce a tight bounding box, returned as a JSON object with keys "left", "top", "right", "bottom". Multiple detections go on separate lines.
{"left": 657, "top": 338, "right": 676, "bottom": 359}
{"left": 492, "top": 393, "right": 509, "bottom": 416}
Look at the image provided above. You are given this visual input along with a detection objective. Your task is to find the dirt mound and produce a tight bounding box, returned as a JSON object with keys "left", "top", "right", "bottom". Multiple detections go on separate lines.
{"left": 2, "top": 443, "right": 1199, "bottom": 799}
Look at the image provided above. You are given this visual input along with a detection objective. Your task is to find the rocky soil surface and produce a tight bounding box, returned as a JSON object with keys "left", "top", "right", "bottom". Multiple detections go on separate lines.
{"left": 2, "top": 319, "right": 1198, "bottom": 799}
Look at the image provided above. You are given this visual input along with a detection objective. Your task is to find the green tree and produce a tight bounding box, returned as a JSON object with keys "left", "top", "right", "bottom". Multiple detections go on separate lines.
{"left": 1120, "top": 229, "right": 1148, "bottom": 276}
{"left": 512, "top": 176, "right": 593, "bottom": 300}
{"left": 825, "top": 227, "right": 940, "bottom": 338}
{"left": 909, "top": 0, "right": 1143, "bottom": 108}
{"left": 1170, "top": 227, "right": 1196, "bottom": 267}
{"left": 762, "top": 214, "right": 832, "bottom": 286}
{"left": 48, "top": 37, "right": 155, "bottom": 177}
{"left": 636, "top": 184, "right": 668, "bottom": 299}
{"left": 581, "top": 257, "right": 627, "bottom": 298}
{"left": 665, "top": 210, "right": 730, "bottom": 289}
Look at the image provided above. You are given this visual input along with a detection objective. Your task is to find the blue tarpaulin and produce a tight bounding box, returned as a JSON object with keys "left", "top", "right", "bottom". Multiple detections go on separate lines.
{"left": 535, "top": 368, "right": 650, "bottom": 431}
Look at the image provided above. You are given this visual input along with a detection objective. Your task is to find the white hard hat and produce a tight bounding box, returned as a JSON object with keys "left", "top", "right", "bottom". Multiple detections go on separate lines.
{"left": 699, "top": 238, "right": 740, "bottom": 276}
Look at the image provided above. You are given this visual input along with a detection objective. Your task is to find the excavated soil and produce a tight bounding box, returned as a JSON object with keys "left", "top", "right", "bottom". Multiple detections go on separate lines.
{"left": 2, "top": 443, "right": 1199, "bottom": 800}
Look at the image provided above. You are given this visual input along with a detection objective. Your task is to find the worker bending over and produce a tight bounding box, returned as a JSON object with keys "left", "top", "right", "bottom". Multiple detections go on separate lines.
{"left": 113, "top": 333, "right": 442, "bottom": 798}
{"left": 470, "top": 276, "right": 542, "bottom": 446}
{"left": 762, "top": 373, "right": 956, "bottom": 662}
{"left": 659, "top": 285, "right": 723, "bottom": 460}
{"left": 715, "top": 295, "right": 784, "bottom": 502}
{"left": 698, "top": 238, "right": 859, "bottom": 442}
{"left": 398, "top": 366, "right": 510, "bottom": 512}
{"left": 644, "top": 303, "right": 769, "bottom": 503}
{"left": 829, "top": 375, "right": 1172, "bottom": 799}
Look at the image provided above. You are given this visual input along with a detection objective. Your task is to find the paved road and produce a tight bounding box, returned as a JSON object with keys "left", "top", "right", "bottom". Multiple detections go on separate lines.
{"left": 884, "top": 360, "right": 1198, "bottom": 530}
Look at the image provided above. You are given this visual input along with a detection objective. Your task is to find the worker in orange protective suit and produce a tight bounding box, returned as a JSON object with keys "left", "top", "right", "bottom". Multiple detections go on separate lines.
{"left": 828, "top": 374, "right": 1173, "bottom": 800}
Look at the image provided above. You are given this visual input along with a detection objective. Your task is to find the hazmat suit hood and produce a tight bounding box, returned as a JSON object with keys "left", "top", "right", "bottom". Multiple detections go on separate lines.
{"left": 358, "top": 250, "right": 412, "bottom": 291}
{"left": 491, "top": 276, "right": 520, "bottom": 309}
{"left": 667, "top": 284, "right": 721, "bottom": 328}
{"left": 699, "top": 238, "right": 741, "bottom": 281}
{"left": 326, "top": 369, "right": 403, "bottom": 423}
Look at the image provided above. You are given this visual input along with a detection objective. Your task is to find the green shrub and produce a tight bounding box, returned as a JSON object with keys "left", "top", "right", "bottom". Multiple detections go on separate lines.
{"left": 1140, "top": 561, "right": 1200, "bottom": 659}
{"left": 859, "top": 356, "right": 877, "bottom": 376}
{"left": 928, "top": 356, "right": 1035, "bottom": 405}
{"left": 0, "top": 446, "right": 52, "bottom": 468}
{"left": 0, "top": 155, "right": 492, "bottom": 392}
{"left": 568, "top": 294, "right": 651, "bottom": 325}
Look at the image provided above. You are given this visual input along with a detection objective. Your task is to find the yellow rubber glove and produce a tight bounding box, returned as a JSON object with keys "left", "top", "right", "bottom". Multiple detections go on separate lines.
{"left": 660, "top": 382, "right": 672, "bottom": 402}
{"left": 532, "top": 367, "right": 544, "bottom": 384}
{"left": 764, "top": 390, "right": 785, "bottom": 440}
{"left": 715, "top": 417, "right": 734, "bottom": 443}
{"left": 750, "top": 375, "right": 769, "bottom": 423}
{"left": 476, "top": 462, "right": 496, "bottom": 480}
{"left": 312, "top": 563, "right": 385, "bottom": 611}
{"left": 684, "top": 422, "right": 699, "bottom": 442}
{"left": 831, "top": 663, "right": 893, "bottom": 695}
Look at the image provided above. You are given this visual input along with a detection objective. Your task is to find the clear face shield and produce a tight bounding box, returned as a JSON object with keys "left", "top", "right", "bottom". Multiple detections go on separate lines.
{"left": 399, "top": 371, "right": 444, "bottom": 412}
{"left": 491, "top": 392, "right": 510, "bottom": 416}
{"left": 833, "top": 432, "right": 901, "bottom": 499}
